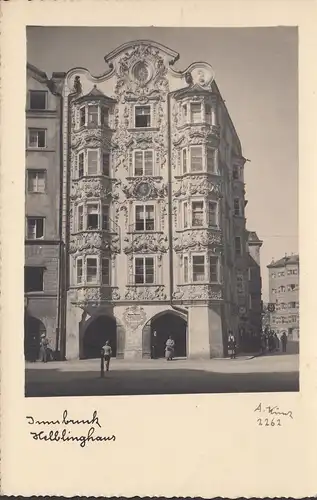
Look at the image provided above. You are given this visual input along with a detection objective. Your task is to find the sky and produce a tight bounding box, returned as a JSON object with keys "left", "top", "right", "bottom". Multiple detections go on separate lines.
{"left": 26, "top": 26, "right": 298, "bottom": 301}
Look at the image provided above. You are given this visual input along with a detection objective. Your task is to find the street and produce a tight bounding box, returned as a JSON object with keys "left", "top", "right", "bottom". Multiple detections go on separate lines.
{"left": 25, "top": 351, "right": 299, "bottom": 397}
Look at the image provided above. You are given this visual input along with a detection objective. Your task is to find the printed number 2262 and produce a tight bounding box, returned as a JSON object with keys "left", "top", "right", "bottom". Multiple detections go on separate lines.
{"left": 257, "top": 418, "right": 281, "bottom": 426}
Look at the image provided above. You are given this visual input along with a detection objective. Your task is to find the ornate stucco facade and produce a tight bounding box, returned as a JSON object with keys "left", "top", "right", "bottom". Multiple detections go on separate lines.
{"left": 58, "top": 40, "right": 256, "bottom": 360}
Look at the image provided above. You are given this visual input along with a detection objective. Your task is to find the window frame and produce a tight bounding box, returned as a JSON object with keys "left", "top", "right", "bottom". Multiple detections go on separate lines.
{"left": 234, "top": 236, "right": 242, "bottom": 257}
{"left": 192, "top": 253, "right": 206, "bottom": 283}
{"left": 26, "top": 217, "right": 45, "bottom": 240}
{"left": 190, "top": 102, "right": 202, "bottom": 124}
{"left": 28, "top": 128, "right": 47, "bottom": 149}
{"left": 133, "top": 255, "right": 155, "bottom": 285}
{"left": 208, "top": 201, "right": 218, "bottom": 228}
{"left": 191, "top": 199, "right": 205, "bottom": 228}
{"left": 182, "top": 148, "right": 188, "bottom": 174}
{"left": 27, "top": 169, "right": 47, "bottom": 193}
{"left": 133, "top": 149, "right": 154, "bottom": 177}
{"left": 86, "top": 255, "right": 99, "bottom": 285}
{"left": 76, "top": 257, "right": 83, "bottom": 285}
{"left": 25, "top": 266, "right": 45, "bottom": 293}
{"left": 101, "top": 257, "right": 111, "bottom": 285}
{"left": 134, "top": 203, "right": 155, "bottom": 232}
{"left": 29, "top": 90, "right": 48, "bottom": 111}
{"left": 189, "top": 145, "right": 204, "bottom": 172}
{"left": 233, "top": 198, "right": 241, "bottom": 217}
{"left": 209, "top": 255, "right": 219, "bottom": 283}
{"left": 134, "top": 105, "right": 152, "bottom": 128}
{"left": 86, "top": 148, "right": 100, "bottom": 176}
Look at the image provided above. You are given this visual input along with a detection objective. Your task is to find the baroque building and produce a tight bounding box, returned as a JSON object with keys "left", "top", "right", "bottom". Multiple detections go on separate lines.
{"left": 61, "top": 40, "right": 256, "bottom": 360}
{"left": 267, "top": 253, "right": 299, "bottom": 341}
{"left": 24, "top": 64, "right": 65, "bottom": 360}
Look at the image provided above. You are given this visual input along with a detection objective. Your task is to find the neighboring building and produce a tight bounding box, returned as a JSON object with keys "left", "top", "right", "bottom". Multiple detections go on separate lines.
{"left": 25, "top": 40, "right": 261, "bottom": 361}
{"left": 247, "top": 231, "right": 263, "bottom": 332}
{"left": 24, "top": 64, "right": 65, "bottom": 360}
{"left": 267, "top": 254, "right": 299, "bottom": 340}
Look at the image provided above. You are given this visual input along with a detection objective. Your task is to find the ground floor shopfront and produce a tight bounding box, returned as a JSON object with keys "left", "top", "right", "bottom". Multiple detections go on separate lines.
{"left": 65, "top": 299, "right": 225, "bottom": 360}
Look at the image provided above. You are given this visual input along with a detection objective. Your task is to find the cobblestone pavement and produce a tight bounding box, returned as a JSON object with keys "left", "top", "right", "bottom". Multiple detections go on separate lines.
{"left": 25, "top": 353, "right": 299, "bottom": 397}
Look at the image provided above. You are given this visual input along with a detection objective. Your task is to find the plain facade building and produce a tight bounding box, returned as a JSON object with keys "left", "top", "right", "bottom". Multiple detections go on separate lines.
{"left": 24, "top": 64, "right": 65, "bottom": 360}
{"left": 267, "top": 254, "right": 299, "bottom": 340}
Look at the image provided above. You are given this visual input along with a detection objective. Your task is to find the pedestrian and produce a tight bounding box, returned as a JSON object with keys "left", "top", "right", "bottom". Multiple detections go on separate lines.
{"left": 260, "top": 334, "right": 266, "bottom": 354}
{"left": 151, "top": 330, "right": 158, "bottom": 359}
{"left": 165, "top": 335, "right": 175, "bottom": 361}
{"left": 39, "top": 334, "right": 49, "bottom": 363}
{"left": 274, "top": 332, "right": 280, "bottom": 351}
{"left": 102, "top": 340, "right": 112, "bottom": 371}
{"left": 281, "top": 332, "right": 287, "bottom": 353}
{"left": 228, "top": 330, "right": 237, "bottom": 359}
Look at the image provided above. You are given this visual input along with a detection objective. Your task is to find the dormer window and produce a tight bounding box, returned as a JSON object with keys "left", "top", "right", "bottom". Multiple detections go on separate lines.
{"left": 88, "top": 105, "right": 98, "bottom": 126}
{"left": 135, "top": 106, "right": 151, "bottom": 128}
{"left": 78, "top": 103, "right": 110, "bottom": 128}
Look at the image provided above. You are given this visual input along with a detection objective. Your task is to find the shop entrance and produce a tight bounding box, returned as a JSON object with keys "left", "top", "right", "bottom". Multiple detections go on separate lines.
{"left": 150, "top": 312, "right": 187, "bottom": 359}
{"left": 82, "top": 315, "right": 117, "bottom": 359}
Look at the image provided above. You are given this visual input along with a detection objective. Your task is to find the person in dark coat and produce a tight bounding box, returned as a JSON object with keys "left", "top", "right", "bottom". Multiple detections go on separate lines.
{"left": 228, "top": 331, "right": 237, "bottom": 359}
{"left": 274, "top": 333, "right": 280, "bottom": 351}
{"left": 281, "top": 332, "right": 287, "bottom": 353}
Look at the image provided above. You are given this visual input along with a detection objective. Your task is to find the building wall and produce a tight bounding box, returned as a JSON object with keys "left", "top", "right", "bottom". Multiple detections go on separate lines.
{"left": 268, "top": 255, "right": 299, "bottom": 340}
{"left": 60, "top": 41, "right": 254, "bottom": 359}
{"left": 25, "top": 66, "right": 63, "bottom": 354}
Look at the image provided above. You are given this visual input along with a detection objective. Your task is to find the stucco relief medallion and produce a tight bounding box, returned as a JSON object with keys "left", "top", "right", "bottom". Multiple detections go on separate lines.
{"left": 123, "top": 305, "right": 147, "bottom": 331}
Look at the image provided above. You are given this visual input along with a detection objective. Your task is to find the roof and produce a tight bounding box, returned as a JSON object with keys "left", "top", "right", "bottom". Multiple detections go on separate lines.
{"left": 27, "top": 63, "right": 47, "bottom": 82}
{"left": 75, "top": 85, "right": 117, "bottom": 103}
{"left": 173, "top": 83, "right": 212, "bottom": 100}
{"left": 247, "top": 231, "right": 263, "bottom": 245}
{"left": 267, "top": 254, "right": 299, "bottom": 269}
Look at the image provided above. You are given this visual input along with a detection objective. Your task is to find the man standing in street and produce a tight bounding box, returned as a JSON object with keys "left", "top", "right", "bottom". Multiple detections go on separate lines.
{"left": 102, "top": 340, "right": 112, "bottom": 372}
{"left": 228, "top": 330, "right": 237, "bottom": 359}
{"left": 281, "top": 332, "right": 287, "bottom": 353}
{"left": 39, "top": 334, "right": 49, "bottom": 363}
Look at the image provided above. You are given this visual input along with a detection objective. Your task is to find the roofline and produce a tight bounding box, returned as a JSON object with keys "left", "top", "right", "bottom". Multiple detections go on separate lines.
{"left": 27, "top": 62, "right": 47, "bottom": 81}
{"left": 104, "top": 39, "right": 180, "bottom": 65}
{"left": 267, "top": 255, "right": 299, "bottom": 269}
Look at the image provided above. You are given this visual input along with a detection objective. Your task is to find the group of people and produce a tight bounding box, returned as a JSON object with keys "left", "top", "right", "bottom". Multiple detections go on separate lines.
{"left": 261, "top": 330, "right": 288, "bottom": 354}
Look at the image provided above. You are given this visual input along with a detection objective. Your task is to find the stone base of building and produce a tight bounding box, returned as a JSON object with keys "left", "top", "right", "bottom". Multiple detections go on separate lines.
{"left": 65, "top": 294, "right": 226, "bottom": 361}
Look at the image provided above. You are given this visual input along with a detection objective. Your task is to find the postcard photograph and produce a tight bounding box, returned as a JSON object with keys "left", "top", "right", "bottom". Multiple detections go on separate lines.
{"left": 24, "top": 26, "right": 299, "bottom": 398}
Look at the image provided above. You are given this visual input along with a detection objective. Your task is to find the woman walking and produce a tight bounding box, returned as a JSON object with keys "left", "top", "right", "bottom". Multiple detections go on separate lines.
{"left": 165, "top": 336, "right": 175, "bottom": 361}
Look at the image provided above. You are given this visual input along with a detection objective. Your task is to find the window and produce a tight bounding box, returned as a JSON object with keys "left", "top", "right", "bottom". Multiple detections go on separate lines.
{"left": 134, "top": 257, "right": 154, "bottom": 284}
{"left": 192, "top": 201, "right": 204, "bottom": 227}
{"left": 287, "top": 269, "right": 298, "bottom": 275}
{"left": 87, "top": 257, "right": 98, "bottom": 283}
{"left": 233, "top": 165, "right": 239, "bottom": 180}
{"left": 249, "top": 295, "right": 253, "bottom": 309}
{"left": 234, "top": 198, "right": 240, "bottom": 216}
{"left": 205, "top": 104, "right": 212, "bottom": 124}
{"left": 193, "top": 255, "right": 205, "bottom": 282}
{"left": 271, "top": 272, "right": 276, "bottom": 278}
{"left": 102, "top": 153, "right": 110, "bottom": 176}
{"left": 183, "top": 202, "right": 188, "bottom": 228}
{"left": 77, "top": 205, "right": 84, "bottom": 231}
{"left": 190, "top": 146, "right": 203, "bottom": 172}
{"left": 183, "top": 256, "right": 189, "bottom": 283}
{"left": 278, "top": 271, "right": 285, "bottom": 277}
{"left": 288, "top": 302, "right": 296, "bottom": 309}
{"left": 76, "top": 258, "right": 83, "bottom": 284}
{"left": 29, "top": 91, "right": 47, "bottom": 110}
{"left": 235, "top": 236, "right": 241, "bottom": 256}
{"left": 102, "top": 258, "right": 110, "bottom": 285}
{"left": 288, "top": 284, "right": 296, "bottom": 292}
{"left": 87, "top": 150, "right": 98, "bottom": 175}
{"left": 134, "top": 150, "right": 154, "bottom": 176}
{"left": 101, "top": 106, "right": 109, "bottom": 126}
{"left": 182, "top": 149, "right": 187, "bottom": 174}
{"left": 135, "top": 106, "right": 151, "bottom": 128}
{"left": 102, "top": 205, "right": 109, "bottom": 230}
{"left": 280, "top": 285, "right": 286, "bottom": 292}
{"left": 78, "top": 152, "right": 84, "bottom": 178}
{"left": 25, "top": 266, "right": 44, "bottom": 292}
{"left": 207, "top": 148, "right": 216, "bottom": 172}
{"left": 208, "top": 202, "right": 217, "bottom": 227}
{"left": 209, "top": 256, "right": 218, "bottom": 282}
{"left": 28, "top": 129, "right": 46, "bottom": 148}
{"left": 87, "top": 204, "right": 99, "bottom": 230}
{"left": 88, "top": 105, "right": 99, "bottom": 126}
{"left": 135, "top": 205, "right": 155, "bottom": 231}
{"left": 190, "top": 103, "right": 201, "bottom": 123}
{"left": 80, "top": 107, "right": 86, "bottom": 127}
{"left": 236, "top": 273, "right": 244, "bottom": 294}
{"left": 27, "top": 217, "right": 44, "bottom": 240}
{"left": 27, "top": 170, "right": 46, "bottom": 193}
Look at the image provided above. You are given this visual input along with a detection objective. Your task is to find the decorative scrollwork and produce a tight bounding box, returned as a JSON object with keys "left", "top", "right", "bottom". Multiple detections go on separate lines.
{"left": 173, "top": 229, "right": 222, "bottom": 252}
{"left": 173, "top": 285, "right": 222, "bottom": 301}
{"left": 125, "top": 285, "right": 167, "bottom": 301}
{"left": 123, "top": 233, "right": 168, "bottom": 254}
{"left": 69, "top": 232, "right": 120, "bottom": 254}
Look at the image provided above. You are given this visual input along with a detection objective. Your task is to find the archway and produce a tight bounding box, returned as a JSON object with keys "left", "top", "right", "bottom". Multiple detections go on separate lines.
{"left": 24, "top": 315, "right": 46, "bottom": 361}
{"left": 82, "top": 315, "right": 117, "bottom": 359}
{"left": 150, "top": 311, "right": 187, "bottom": 359}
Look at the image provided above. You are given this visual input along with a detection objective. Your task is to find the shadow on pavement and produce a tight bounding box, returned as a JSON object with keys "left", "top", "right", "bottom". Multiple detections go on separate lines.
{"left": 25, "top": 367, "right": 299, "bottom": 397}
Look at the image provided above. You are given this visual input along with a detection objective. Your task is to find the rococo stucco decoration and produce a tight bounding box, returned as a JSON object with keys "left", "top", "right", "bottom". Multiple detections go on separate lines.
{"left": 173, "top": 230, "right": 222, "bottom": 252}
{"left": 70, "top": 178, "right": 120, "bottom": 201}
{"left": 123, "top": 305, "right": 147, "bottom": 331}
{"left": 172, "top": 285, "right": 222, "bottom": 301}
{"left": 69, "top": 232, "right": 121, "bottom": 254}
{"left": 125, "top": 286, "right": 167, "bottom": 301}
{"left": 174, "top": 177, "right": 222, "bottom": 198}
{"left": 121, "top": 177, "right": 167, "bottom": 200}
{"left": 71, "top": 286, "right": 121, "bottom": 305}
{"left": 123, "top": 234, "right": 168, "bottom": 255}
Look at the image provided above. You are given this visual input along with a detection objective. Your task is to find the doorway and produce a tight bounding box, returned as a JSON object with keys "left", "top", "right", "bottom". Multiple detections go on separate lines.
{"left": 82, "top": 315, "right": 117, "bottom": 359}
{"left": 24, "top": 315, "right": 46, "bottom": 361}
{"left": 151, "top": 312, "right": 187, "bottom": 359}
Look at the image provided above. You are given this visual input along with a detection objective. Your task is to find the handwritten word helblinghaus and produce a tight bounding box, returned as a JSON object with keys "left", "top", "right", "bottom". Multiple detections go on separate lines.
{"left": 26, "top": 410, "right": 116, "bottom": 448}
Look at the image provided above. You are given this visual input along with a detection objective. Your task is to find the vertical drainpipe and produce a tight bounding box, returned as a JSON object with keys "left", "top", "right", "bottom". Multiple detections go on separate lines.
{"left": 167, "top": 91, "right": 188, "bottom": 318}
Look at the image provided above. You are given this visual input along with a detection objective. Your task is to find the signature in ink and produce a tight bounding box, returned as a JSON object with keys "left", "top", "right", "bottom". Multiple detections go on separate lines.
{"left": 254, "top": 402, "right": 293, "bottom": 419}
